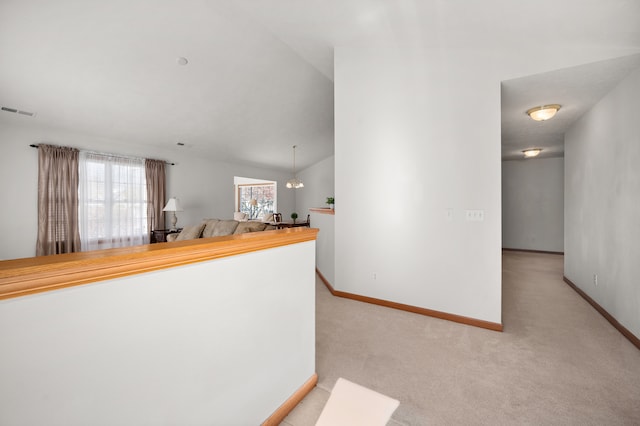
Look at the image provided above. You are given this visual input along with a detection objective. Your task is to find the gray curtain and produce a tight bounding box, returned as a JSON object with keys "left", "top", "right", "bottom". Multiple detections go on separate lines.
{"left": 36, "top": 144, "right": 81, "bottom": 256}
{"left": 145, "top": 159, "right": 166, "bottom": 233}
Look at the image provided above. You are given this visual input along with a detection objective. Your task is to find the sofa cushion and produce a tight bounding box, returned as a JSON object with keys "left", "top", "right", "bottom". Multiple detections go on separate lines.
{"left": 234, "top": 221, "right": 267, "bottom": 234}
{"left": 262, "top": 213, "right": 274, "bottom": 223}
{"left": 233, "top": 212, "right": 248, "bottom": 222}
{"left": 201, "top": 219, "right": 220, "bottom": 238}
{"left": 175, "top": 223, "right": 205, "bottom": 241}
{"left": 211, "top": 220, "right": 239, "bottom": 236}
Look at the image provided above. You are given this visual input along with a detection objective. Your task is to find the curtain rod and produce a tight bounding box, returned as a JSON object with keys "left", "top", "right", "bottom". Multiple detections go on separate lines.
{"left": 29, "top": 144, "right": 175, "bottom": 166}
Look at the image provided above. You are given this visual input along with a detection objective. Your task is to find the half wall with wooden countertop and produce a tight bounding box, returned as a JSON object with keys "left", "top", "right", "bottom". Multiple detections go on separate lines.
{"left": 0, "top": 228, "right": 317, "bottom": 425}
{"left": 310, "top": 208, "right": 335, "bottom": 286}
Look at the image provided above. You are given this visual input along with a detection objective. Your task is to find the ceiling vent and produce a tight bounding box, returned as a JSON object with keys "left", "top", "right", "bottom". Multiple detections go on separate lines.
{"left": 1, "top": 106, "right": 36, "bottom": 117}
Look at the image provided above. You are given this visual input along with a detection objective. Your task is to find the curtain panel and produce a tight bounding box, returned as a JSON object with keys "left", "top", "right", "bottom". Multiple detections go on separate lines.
{"left": 78, "top": 152, "right": 149, "bottom": 251}
{"left": 145, "top": 159, "right": 166, "bottom": 233}
{"left": 36, "top": 144, "right": 81, "bottom": 256}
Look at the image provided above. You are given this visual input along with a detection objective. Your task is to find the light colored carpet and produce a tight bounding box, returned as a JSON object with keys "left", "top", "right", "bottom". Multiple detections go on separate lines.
{"left": 282, "top": 251, "right": 640, "bottom": 425}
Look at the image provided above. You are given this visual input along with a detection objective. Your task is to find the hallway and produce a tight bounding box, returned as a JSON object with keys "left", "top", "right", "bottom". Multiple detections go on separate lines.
{"left": 283, "top": 251, "right": 640, "bottom": 425}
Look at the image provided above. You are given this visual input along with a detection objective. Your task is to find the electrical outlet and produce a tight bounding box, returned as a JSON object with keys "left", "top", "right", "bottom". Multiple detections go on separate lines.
{"left": 373, "top": 273, "right": 377, "bottom": 280}
{"left": 593, "top": 274, "right": 598, "bottom": 286}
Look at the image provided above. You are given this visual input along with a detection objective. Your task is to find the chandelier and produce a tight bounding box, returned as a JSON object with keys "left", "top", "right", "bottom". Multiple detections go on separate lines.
{"left": 286, "top": 145, "right": 304, "bottom": 189}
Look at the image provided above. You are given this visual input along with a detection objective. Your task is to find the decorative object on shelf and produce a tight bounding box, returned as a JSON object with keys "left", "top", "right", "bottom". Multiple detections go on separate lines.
{"left": 163, "top": 197, "right": 184, "bottom": 231}
{"left": 286, "top": 145, "right": 304, "bottom": 189}
{"left": 291, "top": 212, "right": 298, "bottom": 223}
{"left": 326, "top": 197, "right": 335, "bottom": 210}
{"left": 522, "top": 148, "right": 542, "bottom": 158}
{"left": 526, "top": 104, "right": 561, "bottom": 121}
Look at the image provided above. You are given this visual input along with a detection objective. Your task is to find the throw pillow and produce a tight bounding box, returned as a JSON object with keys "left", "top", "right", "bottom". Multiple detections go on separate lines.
{"left": 211, "top": 220, "right": 239, "bottom": 236}
{"left": 233, "top": 212, "right": 248, "bottom": 222}
{"left": 262, "top": 213, "right": 274, "bottom": 223}
{"left": 234, "top": 222, "right": 267, "bottom": 234}
{"left": 201, "top": 219, "right": 220, "bottom": 238}
{"left": 175, "top": 223, "right": 205, "bottom": 241}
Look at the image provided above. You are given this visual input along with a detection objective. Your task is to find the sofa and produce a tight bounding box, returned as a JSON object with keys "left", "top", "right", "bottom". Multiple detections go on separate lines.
{"left": 166, "top": 218, "right": 276, "bottom": 242}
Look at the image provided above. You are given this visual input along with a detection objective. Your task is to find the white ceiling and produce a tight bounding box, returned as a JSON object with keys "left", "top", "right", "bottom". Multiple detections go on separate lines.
{"left": 1, "top": 1, "right": 640, "bottom": 169}
{"left": 501, "top": 54, "right": 640, "bottom": 161}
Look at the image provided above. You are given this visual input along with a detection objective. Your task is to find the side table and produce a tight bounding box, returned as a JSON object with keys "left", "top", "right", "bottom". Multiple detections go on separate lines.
{"left": 151, "top": 228, "right": 182, "bottom": 243}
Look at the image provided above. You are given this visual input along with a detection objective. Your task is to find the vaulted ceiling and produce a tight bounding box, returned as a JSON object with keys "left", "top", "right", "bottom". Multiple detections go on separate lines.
{"left": 1, "top": 1, "right": 639, "bottom": 169}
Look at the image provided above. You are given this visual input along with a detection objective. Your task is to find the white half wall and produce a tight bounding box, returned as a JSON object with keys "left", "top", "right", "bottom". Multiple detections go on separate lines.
{"left": 0, "top": 122, "right": 294, "bottom": 260}
{"left": 502, "top": 158, "right": 564, "bottom": 252}
{"left": 564, "top": 65, "right": 640, "bottom": 339}
{"left": 0, "top": 240, "right": 316, "bottom": 425}
{"left": 310, "top": 210, "right": 335, "bottom": 285}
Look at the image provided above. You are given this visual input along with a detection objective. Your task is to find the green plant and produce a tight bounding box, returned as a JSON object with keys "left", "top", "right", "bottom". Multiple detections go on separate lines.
{"left": 326, "top": 197, "right": 334, "bottom": 206}
{"left": 291, "top": 212, "right": 298, "bottom": 223}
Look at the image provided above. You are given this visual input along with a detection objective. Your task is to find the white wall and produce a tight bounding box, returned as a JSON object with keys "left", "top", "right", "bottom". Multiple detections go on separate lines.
{"left": 0, "top": 240, "right": 316, "bottom": 425}
{"left": 310, "top": 210, "right": 335, "bottom": 285}
{"left": 334, "top": 46, "right": 638, "bottom": 325}
{"left": 502, "top": 157, "right": 564, "bottom": 252}
{"left": 0, "top": 122, "right": 294, "bottom": 260}
{"left": 335, "top": 46, "right": 502, "bottom": 323}
{"left": 167, "top": 149, "right": 294, "bottom": 227}
{"left": 296, "top": 155, "right": 335, "bottom": 217}
{"left": 564, "top": 66, "right": 640, "bottom": 339}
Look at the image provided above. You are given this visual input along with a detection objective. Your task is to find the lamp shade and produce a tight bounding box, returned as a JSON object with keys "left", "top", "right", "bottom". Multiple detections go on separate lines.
{"left": 163, "top": 197, "right": 183, "bottom": 212}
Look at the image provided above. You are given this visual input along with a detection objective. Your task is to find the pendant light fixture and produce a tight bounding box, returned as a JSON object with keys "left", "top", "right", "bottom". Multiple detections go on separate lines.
{"left": 286, "top": 145, "right": 304, "bottom": 189}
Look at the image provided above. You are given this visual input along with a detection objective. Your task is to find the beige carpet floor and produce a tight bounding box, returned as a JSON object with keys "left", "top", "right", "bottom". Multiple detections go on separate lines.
{"left": 282, "top": 251, "right": 640, "bottom": 425}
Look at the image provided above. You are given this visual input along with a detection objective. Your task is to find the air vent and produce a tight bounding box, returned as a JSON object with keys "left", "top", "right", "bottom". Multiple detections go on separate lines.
{"left": 1, "top": 106, "right": 36, "bottom": 117}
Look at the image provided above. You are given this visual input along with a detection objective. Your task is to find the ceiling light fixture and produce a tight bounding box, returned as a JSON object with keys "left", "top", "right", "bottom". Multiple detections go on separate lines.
{"left": 176, "top": 57, "right": 188, "bottom": 66}
{"left": 522, "top": 148, "right": 542, "bottom": 158}
{"left": 526, "top": 104, "right": 561, "bottom": 121}
{"left": 286, "top": 145, "right": 304, "bottom": 189}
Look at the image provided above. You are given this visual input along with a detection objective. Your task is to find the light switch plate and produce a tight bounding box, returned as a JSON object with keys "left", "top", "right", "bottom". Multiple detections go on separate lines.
{"left": 465, "top": 209, "right": 484, "bottom": 222}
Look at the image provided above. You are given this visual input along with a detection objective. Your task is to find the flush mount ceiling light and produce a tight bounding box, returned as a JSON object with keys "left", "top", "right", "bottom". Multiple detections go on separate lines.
{"left": 522, "top": 148, "right": 542, "bottom": 158}
{"left": 286, "top": 145, "right": 304, "bottom": 189}
{"left": 526, "top": 104, "right": 561, "bottom": 121}
{"left": 176, "top": 57, "right": 188, "bottom": 66}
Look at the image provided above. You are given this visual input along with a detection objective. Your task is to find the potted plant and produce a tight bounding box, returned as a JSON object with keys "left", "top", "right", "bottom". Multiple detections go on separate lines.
{"left": 291, "top": 212, "right": 298, "bottom": 223}
{"left": 326, "top": 197, "right": 334, "bottom": 210}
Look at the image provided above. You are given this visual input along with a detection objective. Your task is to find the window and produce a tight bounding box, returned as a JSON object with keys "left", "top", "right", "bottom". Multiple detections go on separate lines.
{"left": 235, "top": 177, "right": 276, "bottom": 220}
{"left": 79, "top": 152, "right": 149, "bottom": 251}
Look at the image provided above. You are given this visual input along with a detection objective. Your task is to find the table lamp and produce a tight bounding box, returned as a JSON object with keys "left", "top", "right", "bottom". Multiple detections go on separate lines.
{"left": 163, "top": 197, "right": 183, "bottom": 231}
